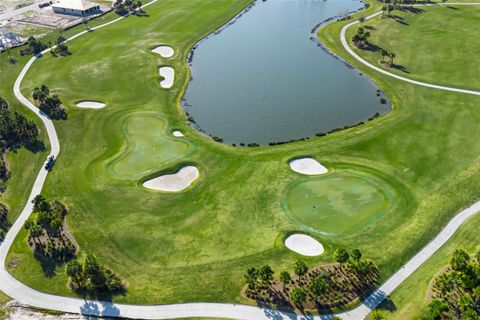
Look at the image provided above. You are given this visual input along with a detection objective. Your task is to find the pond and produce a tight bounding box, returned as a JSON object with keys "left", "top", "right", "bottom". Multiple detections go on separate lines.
{"left": 183, "top": 0, "right": 390, "bottom": 146}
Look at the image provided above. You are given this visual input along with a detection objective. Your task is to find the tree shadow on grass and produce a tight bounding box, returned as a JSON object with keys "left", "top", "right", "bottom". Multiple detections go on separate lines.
{"left": 392, "top": 63, "right": 410, "bottom": 74}
{"left": 24, "top": 140, "right": 46, "bottom": 153}
{"left": 256, "top": 301, "right": 297, "bottom": 320}
{"left": 80, "top": 300, "right": 121, "bottom": 318}
{"left": 377, "top": 296, "right": 397, "bottom": 312}
{"left": 401, "top": 6, "right": 425, "bottom": 14}
{"left": 446, "top": 5, "right": 459, "bottom": 10}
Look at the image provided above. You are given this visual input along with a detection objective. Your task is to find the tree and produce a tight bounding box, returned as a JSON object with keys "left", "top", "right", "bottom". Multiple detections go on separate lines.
{"left": 32, "top": 194, "right": 51, "bottom": 213}
{"left": 388, "top": 52, "right": 396, "bottom": 66}
{"left": 279, "top": 271, "right": 291, "bottom": 291}
{"left": 358, "top": 16, "right": 365, "bottom": 26}
{"left": 458, "top": 294, "right": 475, "bottom": 313}
{"left": 50, "top": 218, "right": 63, "bottom": 232}
{"left": 294, "top": 260, "right": 308, "bottom": 282}
{"left": 258, "top": 265, "right": 274, "bottom": 285}
{"left": 334, "top": 248, "right": 349, "bottom": 265}
{"left": 289, "top": 287, "right": 307, "bottom": 307}
{"left": 434, "top": 273, "right": 454, "bottom": 295}
{"left": 450, "top": 249, "right": 470, "bottom": 271}
{"left": 380, "top": 49, "right": 388, "bottom": 64}
{"left": 424, "top": 299, "right": 448, "bottom": 319}
{"left": 29, "top": 223, "right": 43, "bottom": 245}
{"left": 65, "top": 259, "right": 83, "bottom": 287}
{"left": 36, "top": 211, "right": 52, "bottom": 227}
{"left": 244, "top": 267, "right": 258, "bottom": 289}
{"left": 350, "top": 249, "right": 362, "bottom": 262}
{"left": 308, "top": 276, "right": 327, "bottom": 303}
{"left": 367, "top": 310, "right": 386, "bottom": 320}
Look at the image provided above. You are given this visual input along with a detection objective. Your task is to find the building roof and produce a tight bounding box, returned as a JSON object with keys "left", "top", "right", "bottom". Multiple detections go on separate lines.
{"left": 52, "top": 0, "right": 98, "bottom": 10}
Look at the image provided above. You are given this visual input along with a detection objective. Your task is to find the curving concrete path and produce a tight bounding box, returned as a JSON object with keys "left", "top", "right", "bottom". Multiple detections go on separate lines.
{"left": 340, "top": 3, "right": 480, "bottom": 97}
{"left": 2, "top": 2, "right": 480, "bottom": 320}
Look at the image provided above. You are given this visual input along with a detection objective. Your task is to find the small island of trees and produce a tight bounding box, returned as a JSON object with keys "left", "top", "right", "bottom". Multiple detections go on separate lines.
{"left": 32, "top": 84, "right": 67, "bottom": 120}
{"left": 243, "top": 249, "right": 379, "bottom": 312}
{"left": 417, "top": 249, "right": 480, "bottom": 319}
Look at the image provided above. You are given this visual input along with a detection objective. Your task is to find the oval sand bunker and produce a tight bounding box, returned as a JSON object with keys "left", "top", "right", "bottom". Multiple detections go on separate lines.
{"left": 159, "top": 67, "right": 174, "bottom": 89}
{"left": 76, "top": 101, "right": 106, "bottom": 109}
{"left": 152, "top": 45, "right": 174, "bottom": 58}
{"left": 173, "top": 130, "right": 184, "bottom": 137}
{"left": 289, "top": 157, "right": 327, "bottom": 175}
{"left": 285, "top": 234, "right": 324, "bottom": 256}
{"left": 143, "top": 165, "right": 199, "bottom": 192}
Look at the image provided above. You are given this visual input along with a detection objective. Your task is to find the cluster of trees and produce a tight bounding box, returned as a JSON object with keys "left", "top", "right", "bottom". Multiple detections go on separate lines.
{"left": 32, "top": 85, "right": 67, "bottom": 120}
{"left": 417, "top": 249, "right": 480, "bottom": 320}
{"left": 51, "top": 36, "right": 70, "bottom": 57}
{"left": 113, "top": 0, "right": 143, "bottom": 15}
{"left": 380, "top": 50, "right": 396, "bottom": 67}
{"left": 0, "top": 97, "right": 39, "bottom": 152}
{"left": 65, "top": 254, "right": 124, "bottom": 294}
{"left": 352, "top": 27, "right": 370, "bottom": 48}
{"left": 244, "top": 249, "right": 378, "bottom": 310}
{"left": 24, "top": 195, "right": 76, "bottom": 262}
{"left": 0, "top": 96, "right": 40, "bottom": 192}
{"left": 381, "top": 4, "right": 395, "bottom": 17}
{"left": 19, "top": 36, "right": 47, "bottom": 56}
{"left": 0, "top": 203, "right": 11, "bottom": 243}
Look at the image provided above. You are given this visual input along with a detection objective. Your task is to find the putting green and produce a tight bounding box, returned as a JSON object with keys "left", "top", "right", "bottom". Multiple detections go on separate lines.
{"left": 107, "top": 113, "right": 189, "bottom": 179}
{"left": 283, "top": 171, "right": 396, "bottom": 235}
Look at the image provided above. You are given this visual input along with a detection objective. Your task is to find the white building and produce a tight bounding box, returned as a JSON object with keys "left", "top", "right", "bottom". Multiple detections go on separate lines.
{"left": 52, "top": 0, "right": 100, "bottom": 16}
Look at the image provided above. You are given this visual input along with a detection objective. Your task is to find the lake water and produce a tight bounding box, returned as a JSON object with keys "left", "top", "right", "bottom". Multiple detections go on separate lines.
{"left": 183, "top": 0, "right": 390, "bottom": 146}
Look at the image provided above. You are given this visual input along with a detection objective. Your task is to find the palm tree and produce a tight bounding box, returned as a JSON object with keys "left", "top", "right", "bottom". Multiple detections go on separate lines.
{"left": 279, "top": 271, "right": 291, "bottom": 292}
{"left": 82, "top": 18, "right": 89, "bottom": 30}
{"left": 289, "top": 287, "right": 307, "bottom": 308}
{"left": 294, "top": 260, "right": 308, "bottom": 283}
{"left": 388, "top": 52, "right": 396, "bottom": 66}
{"left": 308, "top": 276, "right": 327, "bottom": 304}
{"left": 380, "top": 50, "right": 388, "bottom": 64}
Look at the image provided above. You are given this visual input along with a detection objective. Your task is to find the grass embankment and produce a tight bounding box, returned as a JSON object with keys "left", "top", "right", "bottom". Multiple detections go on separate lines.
{"left": 1, "top": 0, "right": 480, "bottom": 311}
{"left": 321, "top": 3, "right": 480, "bottom": 319}
{"left": 347, "top": 5, "right": 480, "bottom": 90}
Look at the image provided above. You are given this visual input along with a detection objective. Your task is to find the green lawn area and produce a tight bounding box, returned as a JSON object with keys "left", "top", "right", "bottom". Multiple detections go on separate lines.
{"left": 282, "top": 169, "right": 400, "bottom": 236}
{"left": 1, "top": 0, "right": 480, "bottom": 313}
{"left": 348, "top": 5, "right": 480, "bottom": 90}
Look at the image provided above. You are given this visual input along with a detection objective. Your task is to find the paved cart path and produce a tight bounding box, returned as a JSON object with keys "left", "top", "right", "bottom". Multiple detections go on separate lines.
{"left": 2, "top": 2, "right": 480, "bottom": 320}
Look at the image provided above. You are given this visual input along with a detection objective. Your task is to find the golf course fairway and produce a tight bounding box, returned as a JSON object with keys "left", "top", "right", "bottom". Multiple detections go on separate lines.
{"left": 0, "top": 0, "right": 480, "bottom": 318}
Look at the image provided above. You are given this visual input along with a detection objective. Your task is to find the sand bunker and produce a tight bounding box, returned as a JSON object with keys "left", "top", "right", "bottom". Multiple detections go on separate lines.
{"left": 173, "top": 130, "right": 184, "bottom": 137}
{"left": 159, "top": 67, "right": 174, "bottom": 89}
{"left": 76, "top": 101, "right": 105, "bottom": 109}
{"left": 152, "top": 45, "right": 174, "bottom": 58}
{"left": 289, "top": 157, "right": 327, "bottom": 175}
{"left": 143, "top": 165, "right": 199, "bottom": 192}
{"left": 285, "top": 234, "right": 324, "bottom": 256}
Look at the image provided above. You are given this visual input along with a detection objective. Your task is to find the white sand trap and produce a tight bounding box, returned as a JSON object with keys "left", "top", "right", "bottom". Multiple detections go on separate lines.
{"left": 173, "top": 130, "right": 184, "bottom": 137}
{"left": 285, "top": 234, "right": 324, "bottom": 256}
{"left": 76, "top": 101, "right": 106, "bottom": 109}
{"left": 143, "top": 165, "right": 199, "bottom": 192}
{"left": 289, "top": 157, "right": 328, "bottom": 175}
{"left": 159, "top": 67, "right": 174, "bottom": 89}
{"left": 152, "top": 45, "right": 174, "bottom": 58}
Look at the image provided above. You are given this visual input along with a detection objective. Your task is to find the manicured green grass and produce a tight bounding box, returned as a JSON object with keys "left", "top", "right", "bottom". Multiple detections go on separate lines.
{"left": 0, "top": 290, "right": 11, "bottom": 305}
{"left": 282, "top": 170, "right": 396, "bottom": 235}
{"left": 347, "top": 5, "right": 480, "bottom": 90}
{"left": 1, "top": 0, "right": 480, "bottom": 311}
